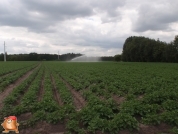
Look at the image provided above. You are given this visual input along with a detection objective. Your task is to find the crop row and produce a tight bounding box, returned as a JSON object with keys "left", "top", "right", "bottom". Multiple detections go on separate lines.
{"left": 0, "top": 61, "right": 38, "bottom": 76}
{"left": 17, "top": 66, "right": 70, "bottom": 128}
{"left": 0, "top": 64, "right": 39, "bottom": 93}
{"left": 0, "top": 66, "right": 40, "bottom": 117}
{"left": 1, "top": 61, "right": 178, "bottom": 133}
{"left": 13, "top": 66, "right": 44, "bottom": 115}
{"left": 44, "top": 62, "right": 178, "bottom": 133}
{"left": 51, "top": 71, "right": 73, "bottom": 105}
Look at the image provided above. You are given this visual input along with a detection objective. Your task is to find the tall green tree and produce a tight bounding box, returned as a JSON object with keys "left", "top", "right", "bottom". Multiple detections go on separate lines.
{"left": 122, "top": 36, "right": 178, "bottom": 62}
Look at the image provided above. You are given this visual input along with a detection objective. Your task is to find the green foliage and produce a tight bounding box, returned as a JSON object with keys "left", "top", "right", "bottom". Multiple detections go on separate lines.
{"left": 0, "top": 64, "right": 38, "bottom": 92}
{"left": 161, "top": 110, "right": 178, "bottom": 125}
{"left": 143, "top": 90, "right": 178, "bottom": 104}
{"left": 171, "top": 127, "right": 178, "bottom": 134}
{"left": 111, "top": 113, "right": 138, "bottom": 132}
{"left": 66, "top": 120, "right": 80, "bottom": 133}
{"left": 33, "top": 110, "right": 46, "bottom": 121}
{"left": 162, "top": 100, "right": 178, "bottom": 111}
{"left": 105, "top": 98, "right": 119, "bottom": 113}
{"left": 122, "top": 36, "right": 178, "bottom": 62}
{"left": 1, "top": 61, "right": 178, "bottom": 134}
{"left": 46, "top": 110, "right": 65, "bottom": 124}
{"left": 87, "top": 116, "right": 107, "bottom": 133}
{"left": 120, "top": 100, "right": 142, "bottom": 115}
{"left": 114, "top": 54, "right": 122, "bottom": 61}
{"left": 79, "top": 107, "right": 98, "bottom": 126}
{"left": 141, "top": 114, "right": 161, "bottom": 125}
{"left": 126, "top": 94, "right": 136, "bottom": 100}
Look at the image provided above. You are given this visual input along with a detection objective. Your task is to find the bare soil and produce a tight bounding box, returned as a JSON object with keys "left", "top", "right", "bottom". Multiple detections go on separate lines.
{"left": 38, "top": 72, "right": 45, "bottom": 101}
{"left": 94, "top": 123, "right": 172, "bottom": 134}
{"left": 0, "top": 67, "right": 37, "bottom": 109}
{"left": 14, "top": 114, "right": 174, "bottom": 134}
{"left": 59, "top": 76, "right": 86, "bottom": 110}
{"left": 138, "top": 123, "right": 173, "bottom": 134}
{"left": 19, "top": 121, "right": 65, "bottom": 134}
{"left": 18, "top": 122, "right": 173, "bottom": 134}
{"left": 17, "top": 112, "right": 32, "bottom": 121}
{"left": 51, "top": 75, "right": 63, "bottom": 106}
{"left": 112, "top": 95, "right": 125, "bottom": 105}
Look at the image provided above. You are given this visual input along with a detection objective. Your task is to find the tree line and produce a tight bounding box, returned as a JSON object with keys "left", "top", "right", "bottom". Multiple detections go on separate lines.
{"left": 121, "top": 36, "right": 178, "bottom": 62}
{"left": 2, "top": 35, "right": 176, "bottom": 62}
{"left": 0, "top": 53, "right": 82, "bottom": 61}
{"left": 0, "top": 53, "right": 116, "bottom": 61}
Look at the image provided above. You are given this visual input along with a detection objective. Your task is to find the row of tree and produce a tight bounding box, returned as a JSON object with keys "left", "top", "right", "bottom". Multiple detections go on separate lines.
{"left": 2, "top": 35, "right": 176, "bottom": 62}
{"left": 0, "top": 53, "right": 116, "bottom": 61}
{"left": 0, "top": 53, "right": 83, "bottom": 61}
{"left": 122, "top": 36, "right": 178, "bottom": 62}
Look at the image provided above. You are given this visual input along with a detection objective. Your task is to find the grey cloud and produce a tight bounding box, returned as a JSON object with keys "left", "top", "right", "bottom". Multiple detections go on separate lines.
{"left": 0, "top": 0, "right": 94, "bottom": 32}
{"left": 0, "top": 2, "right": 53, "bottom": 32}
{"left": 0, "top": 0, "right": 126, "bottom": 32}
{"left": 91, "top": 0, "right": 125, "bottom": 23}
{"left": 1, "top": 0, "right": 177, "bottom": 56}
{"left": 91, "top": 0, "right": 125, "bottom": 16}
{"left": 82, "top": 36, "right": 123, "bottom": 49}
{"left": 0, "top": 38, "right": 45, "bottom": 54}
{"left": 22, "top": 0, "right": 93, "bottom": 19}
{"left": 63, "top": 30, "right": 123, "bottom": 49}
{"left": 0, "top": 15, "right": 51, "bottom": 32}
{"left": 133, "top": 1, "right": 178, "bottom": 32}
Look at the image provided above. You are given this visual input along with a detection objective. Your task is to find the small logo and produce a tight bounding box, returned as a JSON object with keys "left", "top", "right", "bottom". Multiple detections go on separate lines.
{"left": 1, "top": 116, "right": 19, "bottom": 133}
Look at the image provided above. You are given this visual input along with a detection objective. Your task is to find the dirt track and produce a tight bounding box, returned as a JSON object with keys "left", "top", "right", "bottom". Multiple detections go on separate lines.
{"left": 51, "top": 75, "right": 63, "bottom": 106}
{"left": 59, "top": 76, "right": 86, "bottom": 110}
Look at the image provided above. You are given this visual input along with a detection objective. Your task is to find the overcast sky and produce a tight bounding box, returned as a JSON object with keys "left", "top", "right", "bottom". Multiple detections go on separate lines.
{"left": 0, "top": 0, "right": 177, "bottom": 56}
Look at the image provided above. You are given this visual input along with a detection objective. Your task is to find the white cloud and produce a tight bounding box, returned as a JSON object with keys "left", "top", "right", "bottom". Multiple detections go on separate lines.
{"left": 0, "top": 0, "right": 177, "bottom": 56}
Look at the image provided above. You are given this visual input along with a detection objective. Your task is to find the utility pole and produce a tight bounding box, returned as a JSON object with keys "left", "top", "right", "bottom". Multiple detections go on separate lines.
{"left": 4, "top": 41, "right": 6, "bottom": 62}
{"left": 58, "top": 51, "right": 59, "bottom": 60}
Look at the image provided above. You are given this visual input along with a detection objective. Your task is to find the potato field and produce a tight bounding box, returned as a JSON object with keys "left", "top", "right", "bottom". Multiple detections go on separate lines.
{"left": 0, "top": 61, "right": 178, "bottom": 134}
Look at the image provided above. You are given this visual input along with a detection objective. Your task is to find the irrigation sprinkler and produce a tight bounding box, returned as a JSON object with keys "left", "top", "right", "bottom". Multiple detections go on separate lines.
{"left": 4, "top": 41, "right": 6, "bottom": 62}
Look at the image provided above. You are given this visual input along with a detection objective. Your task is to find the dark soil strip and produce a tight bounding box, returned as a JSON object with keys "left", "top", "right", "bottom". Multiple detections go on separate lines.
{"left": 20, "top": 121, "right": 65, "bottom": 134}
{"left": 112, "top": 95, "right": 125, "bottom": 105}
{"left": 59, "top": 76, "right": 86, "bottom": 110}
{"left": 19, "top": 122, "right": 172, "bottom": 134}
{"left": 51, "top": 75, "right": 63, "bottom": 106}
{"left": 0, "top": 67, "right": 38, "bottom": 109}
{"left": 95, "top": 123, "right": 172, "bottom": 134}
{"left": 17, "top": 112, "right": 32, "bottom": 122}
{"left": 138, "top": 123, "right": 172, "bottom": 134}
{"left": 38, "top": 72, "right": 45, "bottom": 102}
